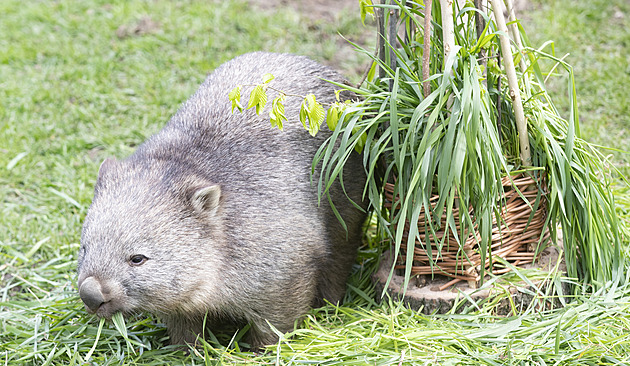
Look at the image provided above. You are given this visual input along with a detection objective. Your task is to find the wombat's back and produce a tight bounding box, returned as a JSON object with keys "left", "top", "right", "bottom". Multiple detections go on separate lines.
{"left": 135, "top": 52, "right": 365, "bottom": 274}
{"left": 167, "top": 52, "right": 344, "bottom": 137}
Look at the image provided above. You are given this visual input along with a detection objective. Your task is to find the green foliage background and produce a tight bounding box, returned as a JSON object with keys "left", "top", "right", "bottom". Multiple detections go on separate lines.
{"left": 1, "top": 0, "right": 629, "bottom": 364}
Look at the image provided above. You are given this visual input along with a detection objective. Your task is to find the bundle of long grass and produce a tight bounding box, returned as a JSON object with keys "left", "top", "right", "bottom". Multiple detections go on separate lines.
{"left": 314, "top": 0, "right": 627, "bottom": 292}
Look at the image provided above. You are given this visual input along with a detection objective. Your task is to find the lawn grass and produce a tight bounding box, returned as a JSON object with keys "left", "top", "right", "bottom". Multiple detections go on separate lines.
{"left": 525, "top": 0, "right": 630, "bottom": 175}
{"left": 1, "top": 0, "right": 629, "bottom": 364}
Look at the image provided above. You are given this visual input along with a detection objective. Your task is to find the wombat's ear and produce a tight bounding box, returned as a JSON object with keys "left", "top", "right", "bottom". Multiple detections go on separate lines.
{"left": 97, "top": 157, "right": 117, "bottom": 181}
{"left": 190, "top": 185, "right": 221, "bottom": 216}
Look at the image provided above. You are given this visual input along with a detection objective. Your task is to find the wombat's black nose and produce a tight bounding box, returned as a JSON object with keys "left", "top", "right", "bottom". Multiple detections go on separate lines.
{"left": 79, "top": 276, "right": 106, "bottom": 312}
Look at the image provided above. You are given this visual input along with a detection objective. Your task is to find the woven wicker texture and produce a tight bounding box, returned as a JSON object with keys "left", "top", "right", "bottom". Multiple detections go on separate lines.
{"left": 384, "top": 173, "right": 550, "bottom": 286}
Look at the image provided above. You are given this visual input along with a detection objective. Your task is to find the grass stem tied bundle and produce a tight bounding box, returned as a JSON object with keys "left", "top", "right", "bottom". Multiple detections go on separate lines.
{"left": 317, "top": 0, "right": 628, "bottom": 293}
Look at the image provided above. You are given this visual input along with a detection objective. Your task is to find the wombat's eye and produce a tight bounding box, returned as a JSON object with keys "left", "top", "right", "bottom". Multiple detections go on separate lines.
{"left": 129, "top": 254, "right": 148, "bottom": 266}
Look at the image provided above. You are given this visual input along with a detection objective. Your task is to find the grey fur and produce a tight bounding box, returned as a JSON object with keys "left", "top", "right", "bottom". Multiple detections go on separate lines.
{"left": 77, "top": 52, "right": 367, "bottom": 348}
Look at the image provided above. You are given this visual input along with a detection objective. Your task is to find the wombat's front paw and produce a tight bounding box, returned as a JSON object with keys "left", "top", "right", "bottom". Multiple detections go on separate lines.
{"left": 245, "top": 322, "right": 284, "bottom": 351}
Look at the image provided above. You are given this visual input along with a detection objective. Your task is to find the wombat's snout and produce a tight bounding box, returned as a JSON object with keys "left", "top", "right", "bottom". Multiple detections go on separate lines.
{"left": 79, "top": 276, "right": 106, "bottom": 313}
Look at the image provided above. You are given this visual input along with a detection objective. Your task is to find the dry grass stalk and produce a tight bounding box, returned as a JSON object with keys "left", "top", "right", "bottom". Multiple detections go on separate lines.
{"left": 422, "top": 0, "right": 433, "bottom": 98}
{"left": 491, "top": 0, "right": 531, "bottom": 166}
{"left": 440, "top": 0, "right": 455, "bottom": 62}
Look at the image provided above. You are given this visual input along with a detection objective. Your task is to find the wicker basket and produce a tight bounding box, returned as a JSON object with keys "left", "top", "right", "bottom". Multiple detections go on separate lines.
{"left": 383, "top": 173, "right": 551, "bottom": 288}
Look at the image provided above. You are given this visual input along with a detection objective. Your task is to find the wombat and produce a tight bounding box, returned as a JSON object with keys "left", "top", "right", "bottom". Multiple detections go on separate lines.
{"left": 77, "top": 52, "right": 367, "bottom": 348}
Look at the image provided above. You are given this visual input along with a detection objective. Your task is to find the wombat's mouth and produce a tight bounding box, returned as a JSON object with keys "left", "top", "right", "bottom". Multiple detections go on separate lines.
{"left": 86, "top": 301, "right": 124, "bottom": 319}
{"left": 79, "top": 276, "right": 126, "bottom": 318}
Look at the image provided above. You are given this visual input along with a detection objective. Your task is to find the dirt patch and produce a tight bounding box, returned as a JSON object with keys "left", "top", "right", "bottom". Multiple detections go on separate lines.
{"left": 116, "top": 16, "right": 161, "bottom": 39}
{"left": 248, "top": 0, "right": 357, "bottom": 22}
{"left": 247, "top": 0, "right": 371, "bottom": 80}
